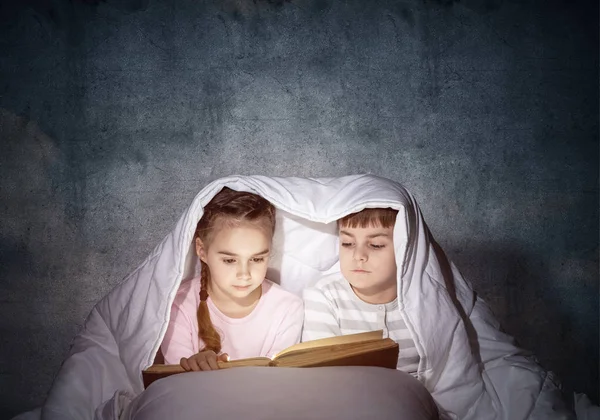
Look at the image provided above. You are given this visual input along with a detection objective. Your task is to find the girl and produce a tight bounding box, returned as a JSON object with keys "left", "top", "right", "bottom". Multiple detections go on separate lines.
{"left": 160, "top": 187, "right": 304, "bottom": 371}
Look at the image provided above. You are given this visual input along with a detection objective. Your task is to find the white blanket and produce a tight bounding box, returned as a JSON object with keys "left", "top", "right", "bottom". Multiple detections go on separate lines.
{"left": 36, "top": 174, "right": 574, "bottom": 420}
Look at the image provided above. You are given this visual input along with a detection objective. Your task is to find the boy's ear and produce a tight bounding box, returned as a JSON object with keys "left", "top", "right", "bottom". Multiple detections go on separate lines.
{"left": 195, "top": 238, "right": 207, "bottom": 262}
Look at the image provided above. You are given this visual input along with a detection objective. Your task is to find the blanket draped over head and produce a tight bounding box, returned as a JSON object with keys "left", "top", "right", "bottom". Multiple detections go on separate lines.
{"left": 38, "top": 175, "right": 572, "bottom": 420}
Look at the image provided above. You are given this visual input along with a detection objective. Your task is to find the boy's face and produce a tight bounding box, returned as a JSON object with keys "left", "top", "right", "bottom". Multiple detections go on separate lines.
{"left": 338, "top": 224, "right": 397, "bottom": 304}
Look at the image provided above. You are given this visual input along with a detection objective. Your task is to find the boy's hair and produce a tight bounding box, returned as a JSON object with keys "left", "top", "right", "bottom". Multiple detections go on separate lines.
{"left": 194, "top": 187, "right": 276, "bottom": 354}
{"left": 337, "top": 208, "right": 398, "bottom": 229}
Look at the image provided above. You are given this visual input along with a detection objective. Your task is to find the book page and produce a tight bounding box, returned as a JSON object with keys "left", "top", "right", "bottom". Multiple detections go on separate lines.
{"left": 274, "top": 330, "right": 384, "bottom": 359}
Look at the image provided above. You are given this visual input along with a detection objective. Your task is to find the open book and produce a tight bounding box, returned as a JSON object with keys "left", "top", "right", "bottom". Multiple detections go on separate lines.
{"left": 143, "top": 330, "right": 399, "bottom": 388}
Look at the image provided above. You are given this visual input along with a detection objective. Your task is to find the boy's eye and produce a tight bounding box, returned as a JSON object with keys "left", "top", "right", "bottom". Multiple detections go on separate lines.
{"left": 341, "top": 242, "right": 354, "bottom": 248}
{"left": 251, "top": 257, "right": 265, "bottom": 263}
{"left": 370, "top": 244, "right": 385, "bottom": 249}
{"left": 222, "top": 258, "right": 236, "bottom": 264}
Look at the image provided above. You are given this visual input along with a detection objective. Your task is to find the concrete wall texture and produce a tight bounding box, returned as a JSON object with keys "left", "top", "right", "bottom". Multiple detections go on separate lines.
{"left": 0, "top": 0, "right": 597, "bottom": 417}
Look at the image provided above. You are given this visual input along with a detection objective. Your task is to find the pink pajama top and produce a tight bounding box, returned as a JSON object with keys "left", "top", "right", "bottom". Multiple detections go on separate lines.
{"left": 161, "top": 278, "right": 304, "bottom": 364}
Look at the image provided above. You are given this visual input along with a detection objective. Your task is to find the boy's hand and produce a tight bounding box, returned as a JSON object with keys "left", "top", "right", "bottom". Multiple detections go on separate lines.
{"left": 180, "top": 351, "right": 230, "bottom": 371}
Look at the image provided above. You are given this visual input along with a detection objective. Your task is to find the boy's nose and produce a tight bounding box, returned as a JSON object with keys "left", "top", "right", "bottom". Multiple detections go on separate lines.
{"left": 353, "top": 248, "right": 368, "bottom": 262}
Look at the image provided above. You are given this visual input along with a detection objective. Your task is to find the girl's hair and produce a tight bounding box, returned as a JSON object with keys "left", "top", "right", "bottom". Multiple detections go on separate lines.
{"left": 338, "top": 208, "right": 398, "bottom": 229}
{"left": 194, "top": 187, "right": 276, "bottom": 353}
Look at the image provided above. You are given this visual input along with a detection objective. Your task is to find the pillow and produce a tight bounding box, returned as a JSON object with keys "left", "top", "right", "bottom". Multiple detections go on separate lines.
{"left": 125, "top": 366, "right": 439, "bottom": 420}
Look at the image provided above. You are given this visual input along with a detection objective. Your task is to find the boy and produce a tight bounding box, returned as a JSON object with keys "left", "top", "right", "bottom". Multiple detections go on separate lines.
{"left": 302, "top": 208, "right": 420, "bottom": 376}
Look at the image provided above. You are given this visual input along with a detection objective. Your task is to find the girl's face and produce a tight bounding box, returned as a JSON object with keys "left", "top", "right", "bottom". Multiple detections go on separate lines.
{"left": 196, "top": 223, "right": 271, "bottom": 304}
{"left": 338, "top": 224, "right": 397, "bottom": 304}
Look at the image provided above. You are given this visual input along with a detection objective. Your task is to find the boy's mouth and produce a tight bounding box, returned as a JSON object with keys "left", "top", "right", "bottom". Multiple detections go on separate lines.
{"left": 352, "top": 269, "right": 370, "bottom": 273}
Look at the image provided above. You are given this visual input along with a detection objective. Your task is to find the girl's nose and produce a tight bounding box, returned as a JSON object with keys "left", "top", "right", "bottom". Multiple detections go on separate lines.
{"left": 237, "top": 264, "right": 251, "bottom": 281}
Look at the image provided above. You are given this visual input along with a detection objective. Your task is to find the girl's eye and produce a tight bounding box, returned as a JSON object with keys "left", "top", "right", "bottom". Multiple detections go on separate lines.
{"left": 251, "top": 257, "right": 265, "bottom": 263}
{"left": 223, "top": 258, "right": 236, "bottom": 264}
{"left": 341, "top": 242, "right": 354, "bottom": 248}
{"left": 370, "top": 244, "right": 385, "bottom": 249}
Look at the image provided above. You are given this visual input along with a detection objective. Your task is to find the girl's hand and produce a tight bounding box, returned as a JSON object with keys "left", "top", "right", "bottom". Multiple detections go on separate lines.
{"left": 180, "top": 351, "right": 230, "bottom": 371}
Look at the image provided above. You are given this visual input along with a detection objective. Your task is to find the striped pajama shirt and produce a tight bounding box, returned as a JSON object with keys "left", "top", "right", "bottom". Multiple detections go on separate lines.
{"left": 302, "top": 274, "right": 420, "bottom": 376}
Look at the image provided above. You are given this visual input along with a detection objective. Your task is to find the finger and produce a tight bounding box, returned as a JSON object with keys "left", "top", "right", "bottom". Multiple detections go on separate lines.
{"left": 199, "top": 360, "right": 212, "bottom": 371}
{"left": 180, "top": 357, "right": 190, "bottom": 371}
{"left": 206, "top": 354, "right": 219, "bottom": 370}
{"left": 188, "top": 357, "right": 200, "bottom": 372}
{"left": 218, "top": 353, "right": 230, "bottom": 362}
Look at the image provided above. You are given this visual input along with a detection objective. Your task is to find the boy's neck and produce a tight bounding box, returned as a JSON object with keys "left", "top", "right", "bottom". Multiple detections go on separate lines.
{"left": 350, "top": 283, "right": 397, "bottom": 305}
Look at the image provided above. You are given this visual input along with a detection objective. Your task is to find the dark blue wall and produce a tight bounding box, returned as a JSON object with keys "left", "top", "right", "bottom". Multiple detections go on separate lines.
{"left": 0, "top": 0, "right": 597, "bottom": 417}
